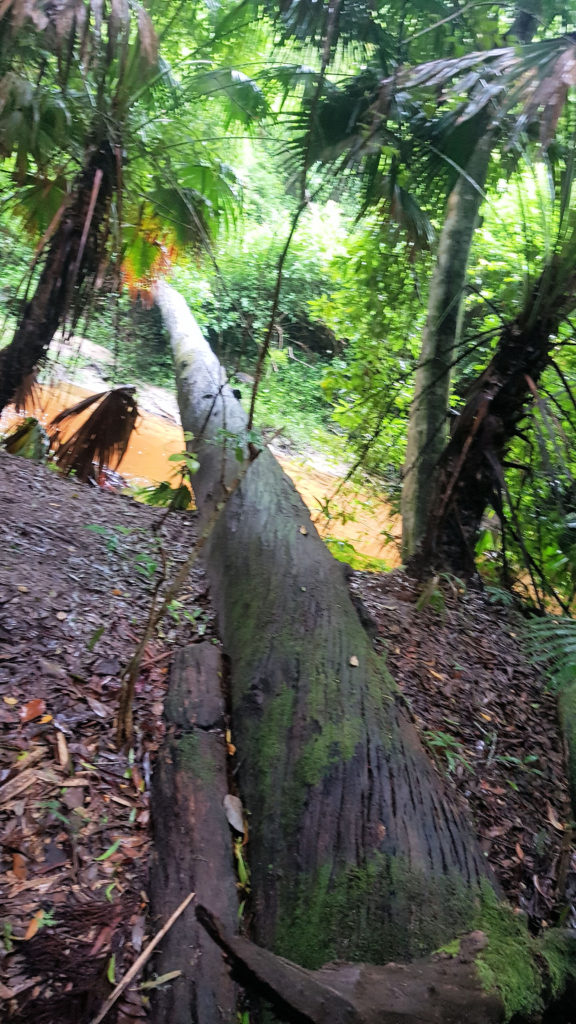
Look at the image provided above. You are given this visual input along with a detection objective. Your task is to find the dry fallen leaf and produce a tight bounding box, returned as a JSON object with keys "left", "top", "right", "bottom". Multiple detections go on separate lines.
{"left": 12, "top": 852, "right": 27, "bottom": 880}
{"left": 24, "top": 910, "right": 45, "bottom": 941}
{"left": 3, "top": 696, "right": 18, "bottom": 706}
{"left": 223, "top": 794, "right": 244, "bottom": 833}
{"left": 515, "top": 843, "right": 524, "bottom": 861}
{"left": 546, "top": 802, "right": 565, "bottom": 832}
{"left": 19, "top": 699, "right": 46, "bottom": 723}
{"left": 56, "top": 731, "right": 70, "bottom": 769}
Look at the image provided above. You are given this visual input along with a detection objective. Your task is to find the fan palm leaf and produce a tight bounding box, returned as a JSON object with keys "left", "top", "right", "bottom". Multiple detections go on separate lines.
{"left": 390, "top": 35, "right": 576, "bottom": 147}
{"left": 49, "top": 386, "right": 138, "bottom": 481}
{"left": 0, "top": 0, "right": 268, "bottom": 411}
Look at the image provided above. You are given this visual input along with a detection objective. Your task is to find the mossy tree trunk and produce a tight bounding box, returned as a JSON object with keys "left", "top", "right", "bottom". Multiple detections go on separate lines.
{"left": 155, "top": 282, "right": 576, "bottom": 1021}
{"left": 401, "top": 135, "right": 492, "bottom": 560}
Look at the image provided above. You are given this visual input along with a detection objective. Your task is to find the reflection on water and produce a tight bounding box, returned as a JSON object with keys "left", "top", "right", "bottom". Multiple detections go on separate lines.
{"left": 1, "top": 382, "right": 401, "bottom": 565}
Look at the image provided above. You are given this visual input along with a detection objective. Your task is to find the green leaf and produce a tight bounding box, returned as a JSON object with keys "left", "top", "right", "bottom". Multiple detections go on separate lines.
{"left": 140, "top": 970, "right": 182, "bottom": 990}
{"left": 88, "top": 626, "right": 105, "bottom": 652}
{"left": 96, "top": 839, "right": 122, "bottom": 861}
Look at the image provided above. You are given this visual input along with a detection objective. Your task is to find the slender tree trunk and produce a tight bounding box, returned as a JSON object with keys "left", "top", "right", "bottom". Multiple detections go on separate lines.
{"left": 154, "top": 283, "right": 576, "bottom": 1021}
{"left": 416, "top": 263, "right": 573, "bottom": 575}
{"left": 0, "top": 142, "right": 115, "bottom": 413}
{"left": 401, "top": 135, "right": 493, "bottom": 559}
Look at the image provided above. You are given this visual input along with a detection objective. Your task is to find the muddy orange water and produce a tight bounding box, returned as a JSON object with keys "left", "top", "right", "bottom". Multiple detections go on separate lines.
{"left": 2, "top": 382, "right": 401, "bottom": 566}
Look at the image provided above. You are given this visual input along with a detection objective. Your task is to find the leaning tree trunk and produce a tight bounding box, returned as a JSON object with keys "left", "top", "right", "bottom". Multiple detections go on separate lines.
{"left": 0, "top": 141, "right": 115, "bottom": 414}
{"left": 153, "top": 281, "right": 576, "bottom": 1021}
{"left": 416, "top": 262, "right": 575, "bottom": 576}
{"left": 401, "top": 135, "right": 493, "bottom": 560}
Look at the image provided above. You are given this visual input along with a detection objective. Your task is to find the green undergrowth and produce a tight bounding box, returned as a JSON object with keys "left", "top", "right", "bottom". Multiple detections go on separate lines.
{"left": 324, "top": 537, "right": 392, "bottom": 572}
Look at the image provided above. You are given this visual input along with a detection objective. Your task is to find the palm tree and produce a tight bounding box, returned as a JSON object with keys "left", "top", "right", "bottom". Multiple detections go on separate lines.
{"left": 0, "top": 0, "right": 265, "bottom": 412}
{"left": 417, "top": 192, "right": 576, "bottom": 579}
{"left": 256, "top": 1, "right": 576, "bottom": 563}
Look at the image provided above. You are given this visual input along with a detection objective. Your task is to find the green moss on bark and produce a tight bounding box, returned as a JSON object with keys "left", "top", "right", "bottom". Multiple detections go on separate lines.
{"left": 541, "top": 929, "right": 576, "bottom": 998}
{"left": 274, "top": 854, "right": 479, "bottom": 969}
{"left": 476, "top": 885, "right": 542, "bottom": 1020}
{"left": 177, "top": 733, "right": 215, "bottom": 783}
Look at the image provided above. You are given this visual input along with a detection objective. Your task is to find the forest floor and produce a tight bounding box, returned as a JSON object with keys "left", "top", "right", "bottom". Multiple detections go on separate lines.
{"left": 0, "top": 452, "right": 574, "bottom": 1023}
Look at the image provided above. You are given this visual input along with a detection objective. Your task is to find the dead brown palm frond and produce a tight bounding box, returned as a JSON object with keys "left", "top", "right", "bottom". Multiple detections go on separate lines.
{"left": 385, "top": 34, "right": 576, "bottom": 148}
{"left": 49, "top": 386, "right": 138, "bottom": 481}
{"left": 12, "top": 370, "right": 39, "bottom": 412}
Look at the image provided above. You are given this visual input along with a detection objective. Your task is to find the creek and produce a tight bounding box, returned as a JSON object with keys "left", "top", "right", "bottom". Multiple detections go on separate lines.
{"left": 1, "top": 381, "right": 401, "bottom": 567}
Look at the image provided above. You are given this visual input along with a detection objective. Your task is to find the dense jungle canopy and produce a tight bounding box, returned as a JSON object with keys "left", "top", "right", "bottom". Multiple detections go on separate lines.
{"left": 1, "top": 2, "right": 576, "bottom": 1023}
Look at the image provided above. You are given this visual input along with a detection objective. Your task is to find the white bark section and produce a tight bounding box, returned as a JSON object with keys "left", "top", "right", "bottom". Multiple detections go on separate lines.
{"left": 154, "top": 280, "right": 248, "bottom": 511}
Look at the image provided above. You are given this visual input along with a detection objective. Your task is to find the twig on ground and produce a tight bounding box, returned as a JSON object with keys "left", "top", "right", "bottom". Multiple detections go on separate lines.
{"left": 89, "top": 891, "right": 195, "bottom": 1024}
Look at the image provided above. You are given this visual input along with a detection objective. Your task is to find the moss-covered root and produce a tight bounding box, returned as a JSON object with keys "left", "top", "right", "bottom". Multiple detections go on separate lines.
{"left": 559, "top": 680, "right": 576, "bottom": 817}
{"left": 197, "top": 896, "right": 576, "bottom": 1024}
{"left": 477, "top": 888, "right": 576, "bottom": 1021}
{"left": 197, "top": 905, "right": 505, "bottom": 1024}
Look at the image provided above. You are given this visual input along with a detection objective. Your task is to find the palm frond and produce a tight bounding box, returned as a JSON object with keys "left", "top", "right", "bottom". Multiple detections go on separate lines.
{"left": 393, "top": 35, "right": 576, "bottom": 147}
{"left": 49, "top": 386, "right": 138, "bottom": 481}
{"left": 186, "top": 67, "right": 269, "bottom": 125}
{"left": 12, "top": 370, "right": 39, "bottom": 412}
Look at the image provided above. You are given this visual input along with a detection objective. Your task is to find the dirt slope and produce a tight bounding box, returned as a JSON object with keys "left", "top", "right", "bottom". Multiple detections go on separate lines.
{"left": 0, "top": 452, "right": 574, "bottom": 1024}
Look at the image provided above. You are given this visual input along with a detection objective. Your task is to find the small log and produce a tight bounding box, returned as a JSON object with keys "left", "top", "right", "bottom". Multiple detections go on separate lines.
{"left": 150, "top": 644, "right": 238, "bottom": 1023}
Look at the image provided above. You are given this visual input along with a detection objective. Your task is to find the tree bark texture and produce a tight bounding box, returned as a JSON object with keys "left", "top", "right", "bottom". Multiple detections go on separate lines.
{"left": 155, "top": 283, "right": 492, "bottom": 970}
{"left": 401, "top": 135, "right": 493, "bottom": 560}
{"left": 197, "top": 906, "right": 506, "bottom": 1024}
{"left": 0, "top": 142, "right": 115, "bottom": 414}
{"left": 149, "top": 643, "right": 238, "bottom": 1023}
{"left": 416, "top": 263, "right": 574, "bottom": 575}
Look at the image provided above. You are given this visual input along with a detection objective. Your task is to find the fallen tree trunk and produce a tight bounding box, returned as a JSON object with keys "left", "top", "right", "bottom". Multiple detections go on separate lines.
{"left": 154, "top": 281, "right": 576, "bottom": 1020}
{"left": 149, "top": 644, "right": 238, "bottom": 1023}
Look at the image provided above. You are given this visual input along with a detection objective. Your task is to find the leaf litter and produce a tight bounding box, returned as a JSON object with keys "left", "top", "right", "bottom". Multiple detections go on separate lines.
{"left": 352, "top": 567, "right": 576, "bottom": 932}
{"left": 0, "top": 450, "right": 215, "bottom": 1023}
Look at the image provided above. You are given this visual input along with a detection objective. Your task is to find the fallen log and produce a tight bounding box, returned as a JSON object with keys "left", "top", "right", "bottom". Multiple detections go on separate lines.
{"left": 154, "top": 281, "right": 576, "bottom": 1021}
{"left": 149, "top": 643, "right": 238, "bottom": 1023}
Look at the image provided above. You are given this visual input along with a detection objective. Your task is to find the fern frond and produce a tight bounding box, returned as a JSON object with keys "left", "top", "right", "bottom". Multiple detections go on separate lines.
{"left": 524, "top": 615, "right": 576, "bottom": 689}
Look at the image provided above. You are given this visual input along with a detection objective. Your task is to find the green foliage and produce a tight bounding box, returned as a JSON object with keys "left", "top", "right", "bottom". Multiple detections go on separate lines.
{"left": 315, "top": 221, "right": 430, "bottom": 483}
{"left": 422, "top": 730, "right": 473, "bottom": 775}
{"left": 137, "top": 480, "right": 192, "bottom": 510}
{"left": 324, "top": 538, "right": 390, "bottom": 573}
{"left": 172, "top": 198, "right": 347, "bottom": 366}
{"left": 524, "top": 615, "right": 576, "bottom": 690}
